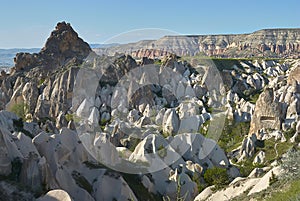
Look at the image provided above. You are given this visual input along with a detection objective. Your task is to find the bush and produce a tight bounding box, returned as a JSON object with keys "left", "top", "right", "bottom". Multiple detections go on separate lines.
{"left": 218, "top": 119, "right": 250, "bottom": 153}
{"left": 192, "top": 173, "right": 206, "bottom": 193}
{"left": 9, "top": 102, "right": 28, "bottom": 120}
{"left": 284, "top": 127, "right": 297, "bottom": 140}
{"left": 65, "top": 113, "right": 81, "bottom": 123}
{"left": 204, "top": 167, "right": 229, "bottom": 189}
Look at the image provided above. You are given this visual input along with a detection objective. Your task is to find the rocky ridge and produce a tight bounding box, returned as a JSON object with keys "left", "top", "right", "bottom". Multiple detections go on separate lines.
{"left": 94, "top": 28, "right": 300, "bottom": 59}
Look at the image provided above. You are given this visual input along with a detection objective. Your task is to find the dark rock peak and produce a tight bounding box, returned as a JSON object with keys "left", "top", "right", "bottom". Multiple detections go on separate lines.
{"left": 13, "top": 21, "right": 92, "bottom": 73}
{"left": 41, "top": 21, "right": 91, "bottom": 56}
{"left": 55, "top": 22, "right": 76, "bottom": 34}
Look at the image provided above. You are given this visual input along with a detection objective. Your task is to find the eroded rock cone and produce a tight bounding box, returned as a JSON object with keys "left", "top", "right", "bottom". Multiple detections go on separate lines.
{"left": 40, "top": 22, "right": 91, "bottom": 65}
{"left": 13, "top": 21, "right": 92, "bottom": 72}
{"left": 249, "top": 88, "right": 284, "bottom": 136}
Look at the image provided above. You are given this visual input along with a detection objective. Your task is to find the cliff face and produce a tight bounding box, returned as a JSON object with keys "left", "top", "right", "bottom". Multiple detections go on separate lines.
{"left": 94, "top": 28, "right": 300, "bottom": 58}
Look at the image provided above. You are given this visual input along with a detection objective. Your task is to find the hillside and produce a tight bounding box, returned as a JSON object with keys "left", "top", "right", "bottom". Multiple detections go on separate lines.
{"left": 94, "top": 28, "right": 300, "bottom": 59}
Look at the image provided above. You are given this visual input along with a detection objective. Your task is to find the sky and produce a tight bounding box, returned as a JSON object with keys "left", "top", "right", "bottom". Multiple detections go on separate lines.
{"left": 0, "top": 0, "right": 299, "bottom": 48}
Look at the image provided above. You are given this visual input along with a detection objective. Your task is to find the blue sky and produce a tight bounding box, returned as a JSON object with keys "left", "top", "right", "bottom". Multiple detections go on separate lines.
{"left": 0, "top": 0, "right": 299, "bottom": 48}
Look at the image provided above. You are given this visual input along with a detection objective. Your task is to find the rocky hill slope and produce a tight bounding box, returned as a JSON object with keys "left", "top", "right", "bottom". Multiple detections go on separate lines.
{"left": 0, "top": 22, "right": 299, "bottom": 201}
{"left": 94, "top": 28, "right": 300, "bottom": 59}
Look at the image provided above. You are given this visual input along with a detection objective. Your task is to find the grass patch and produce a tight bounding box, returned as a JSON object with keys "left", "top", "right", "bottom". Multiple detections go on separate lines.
{"left": 237, "top": 139, "right": 293, "bottom": 177}
{"left": 237, "top": 157, "right": 264, "bottom": 177}
{"left": 256, "top": 139, "right": 294, "bottom": 165}
{"left": 264, "top": 179, "right": 300, "bottom": 201}
{"left": 231, "top": 149, "right": 300, "bottom": 201}
{"left": 231, "top": 179, "right": 300, "bottom": 201}
{"left": 283, "top": 127, "right": 297, "bottom": 140}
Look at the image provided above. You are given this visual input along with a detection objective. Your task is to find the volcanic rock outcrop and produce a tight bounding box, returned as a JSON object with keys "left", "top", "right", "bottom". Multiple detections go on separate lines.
{"left": 13, "top": 21, "right": 91, "bottom": 73}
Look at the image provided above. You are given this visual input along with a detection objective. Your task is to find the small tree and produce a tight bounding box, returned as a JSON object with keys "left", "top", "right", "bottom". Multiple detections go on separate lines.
{"left": 204, "top": 167, "right": 229, "bottom": 189}
{"left": 269, "top": 171, "right": 278, "bottom": 185}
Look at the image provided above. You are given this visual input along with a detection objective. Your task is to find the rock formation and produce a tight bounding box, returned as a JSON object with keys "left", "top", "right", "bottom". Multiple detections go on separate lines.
{"left": 94, "top": 28, "right": 300, "bottom": 59}
{"left": 13, "top": 21, "right": 91, "bottom": 73}
{"left": 249, "top": 88, "right": 284, "bottom": 135}
{"left": 0, "top": 22, "right": 299, "bottom": 201}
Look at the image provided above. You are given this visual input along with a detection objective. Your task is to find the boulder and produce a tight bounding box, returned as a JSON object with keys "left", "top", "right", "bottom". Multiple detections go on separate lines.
{"left": 171, "top": 134, "right": 229, "bottom": 168}
{"left": 178, "top": 115, "right": 201, "bottom": 133}
{"left": 37, "top": 189, "right": 73, "bottom": 201}
{"left": 129, "top": 134, "right": 184, "bottom": 172}
{"left": 239, "top": 134, "right": 257, "bottom": 161}
{"left": 253, "top": 151, "right": 265, "bottom": 164}
{"left": 22, "top": 81, "right": 39, "bottom": 115}
{"left": 88, "top": 107, "right": 99, "bottom": 125}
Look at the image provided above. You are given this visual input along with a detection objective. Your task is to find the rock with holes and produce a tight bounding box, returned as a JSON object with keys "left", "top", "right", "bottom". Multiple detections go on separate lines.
{"left": 249, "top": 88, "right": 284, "bottom": 135}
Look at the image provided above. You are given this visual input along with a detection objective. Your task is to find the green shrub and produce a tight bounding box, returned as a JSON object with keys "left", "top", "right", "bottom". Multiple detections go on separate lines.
{"left": 38, "top": 78, "right": 46, "bottom": 86}
{"left": 218, "top": 119, "right": 250, "bottom": 153}
{"left": 157, "top": 145, "right": 167, "bottom": 158}
{"left": 192, "top": 173, "right": 206, "bottom": 193}
{"left": 249, "top": 92, "right": 261, "bottom": 104}
{"left": 284, "top": 127, "right": 297, "bottom": 140}
{"left": 154, "top": 59, "right": 162, "bottom": 65}
{"left": 9, "top": 102, "right": 28, "bottom": 120}
{"left": 204, "top": 167, "right": 229, "bottom": 189}
{"left": 65, "top": 113, "right": 81, "bottom": 123}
